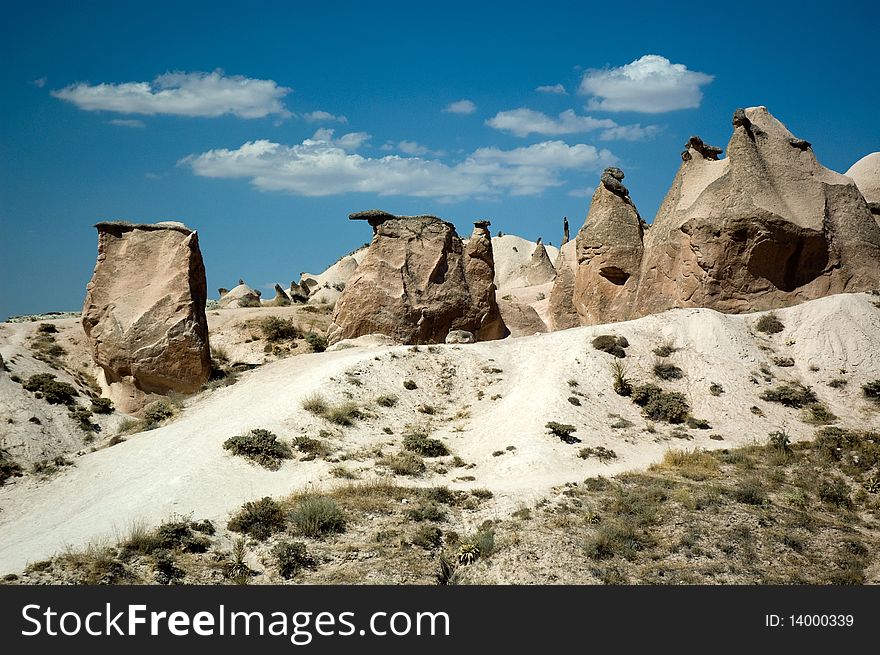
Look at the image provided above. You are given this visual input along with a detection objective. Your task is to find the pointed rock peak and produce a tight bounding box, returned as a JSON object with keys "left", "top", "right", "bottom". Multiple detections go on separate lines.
{"left": 681, "top": 136, "right": 723, "bottom": 161}
{"left": 562, "top": 216, "right": 570, "bottom": 244}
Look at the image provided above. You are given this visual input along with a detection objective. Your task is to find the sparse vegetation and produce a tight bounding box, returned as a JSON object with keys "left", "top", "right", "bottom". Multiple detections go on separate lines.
{"left": 772, "top": 356, "right": 795, "bottom": 367}
{"left": 709, "top": 382, "right": 724, "bottom": 396}
{"left": 611, "top": 359, "right": 632, "bottom": 397}
{"left": 863, "top": 380, "right": 880, "bottom": 403}
{"left": 1, "top": 450, "right": 23, "bottom": 485}
{"left": 223, "top": 428, "right": 293, "bottom": 470}
{"left": 23, "top": 373, "right": 78, "bottom": 405}
{"left": 592, "top": 334, "right": 628, "bottom": 358}
{"left": 375, "top": 394, "right": 398, "bottom": 407}
{"left": 142, "top": 399, "right": 176, "bottom": 428}
{"left": 759, "top": 382, "right": 817, "bottom": 408}
{"left": 302, "top": 392, "right": 329, "bottom": 415}
{"left": 273, "top": 541, "right": 314, "bottom": 579}
{"left": 292, "top": 436, "right": 329, "bottom": 459}
{"left": 90, "top": 397, "right": 114, "bottom": 414}
{"left": 652, "top": 340, "right": 678, "bottom": 357}
{"left": 546, "top": 421, "right": 580, "bottom": 444}
{"left": 755, "top": 312, "right": 785, "bottom": 334}
{"left": 630, "top": 384, "right": 689, "bottom": 424}
{"left": 403, "top": 379, "right": 418, "bottom": 390}
{"left": 228, "top": 497, "right": 286, "bottom": 540}
{"left": 653, "top": 361, "right": 684, "bottom": 381}
{"left": 402, "top": 427, "right": 449, "bottom": 457}
{"left": 259, "top": 316, "right": 302, "bottom": 342}
{"left": 379, "top": 451, "right": 426, "bottom": 476}
{"left": 305, "top": 331, "right": 328, "bottom": 352}
{"left": 579, "top": 446, "right": 617, "bottom": 462}
{"left": 827, "top": 377, "right": 847, "bottom": 389}
{"left": 289, "top": 495, "right": 346, "bottom": 538}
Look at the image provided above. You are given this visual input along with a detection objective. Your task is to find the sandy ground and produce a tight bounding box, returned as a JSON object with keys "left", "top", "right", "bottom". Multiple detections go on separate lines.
{"left": 1, "top": 292, "right": 878, "bottom": 573}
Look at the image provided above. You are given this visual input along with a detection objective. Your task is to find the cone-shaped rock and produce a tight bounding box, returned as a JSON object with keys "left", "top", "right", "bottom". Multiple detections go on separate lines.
{"left": 81, "top": 221, "right": 211, "bottom": 412}
{"left": 525, "top": 238, "right": 557, "bottom": 286}
{"left": 217, "top": 283, "right": 261, "bottom": 308}
{"left": 548, "top": 240, "right": 579, "bottom": 330}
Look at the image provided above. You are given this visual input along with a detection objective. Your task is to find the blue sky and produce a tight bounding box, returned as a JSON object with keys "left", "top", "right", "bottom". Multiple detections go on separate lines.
{"left": 1, "top": 0, "right": 878, "bottom": 319}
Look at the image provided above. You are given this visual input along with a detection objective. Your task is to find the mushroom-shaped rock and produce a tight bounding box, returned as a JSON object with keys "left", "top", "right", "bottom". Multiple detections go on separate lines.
{"left": 217, "top": 283, "right": 262, "bottom": 309}
{"left": 81, "top": 221, "right": 211, "bottom": 413}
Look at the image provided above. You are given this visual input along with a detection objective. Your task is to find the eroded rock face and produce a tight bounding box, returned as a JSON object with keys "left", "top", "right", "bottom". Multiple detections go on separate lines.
{"left": 82, "top": 221, "right": 211, "bottom": 412}
{"left": 634, "top": 106, "right": 880, "bottom": 317}
{"left": 549, "top": 107, "right": 880, "bottom": 328}
{"left": 328, "top": 212, "right": 507, "bottom": 344}
{"left": 548, "top": 240, "right": 579, "bottom": 330}
{"left": 570, "top": 168, "right": 644, "bottom": 325}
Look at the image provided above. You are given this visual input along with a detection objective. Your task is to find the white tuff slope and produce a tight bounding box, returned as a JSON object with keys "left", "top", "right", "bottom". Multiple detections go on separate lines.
{"left": 1, "top": 293, "right": 878, "bottom": 572}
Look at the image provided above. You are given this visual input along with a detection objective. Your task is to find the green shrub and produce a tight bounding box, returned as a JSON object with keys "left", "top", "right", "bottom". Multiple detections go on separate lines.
{"left": 90, "top": 397, "right": 114, "bottom": 414}
{"left": 759, "top": 383, "right": 817, "bottom": 408}
{"left": 818, "top": 477, "right": 852, "bottom": 508}
{"left": 223, "top": 428, "right": 292, "bottom": 470}
{"left": 652, "top": 340, "right": 678, "bottom": 357}
{"left": 260, "top": 316, "right": 302, "bottom": 342}
{"left": 403, "top": 379, "right": 417, "bottom": 390}
{"left": 803, "top": 403, "right": 837, "bottom": 425}
{"left": 0, "top": 451, "right": 23, "bottom": 485}
{"left": 584, "top": 519, "right": 653, "bottom": 560}
{"left": 827, "top": 377, "right": 847, "bottom": 389}
{"left": 37, "top": 323, "right": 58, "bottom": 334}
{"left": 380, "top": 451, "right": 425, "bottom": 476}
{"left": 143, "top": 400, "right": 175, "bottom": 428}
{"left": 568, "top": 396, "right": 581, "bottom": 406}
{"left": 326, "top": 402, "right": 362, "bottom": 426}
{"left": 863, "top": 380, "right": 880, "bottom": 403}
{"left": 301, "top": 393, "right": 329, "bottom": 416}
{"left": 686, "top": 417, "right": 711, "bottom": 430}
{"left": 292, "top": 436, "right": 329, "bottom": 459}
{"left": 756, "top": 312, "right": 784, "bottom": 334}
{"left": 375, "top": 394, "right": 398, "bottom": 407}
{"left": 228, "top": 497, "right": 286, "bottom": 540}
{"left": 402, "top": 428, "right": 449, "bottom": 457}
{"left": 592, "top": 334, "right": 628, "bottom": 358}
{"left": 630, "top": 384, "right": 689, "bottom": 423}
{"left": 579, "top": 446, "right": 617, "bottom": 462}
{"left": 546, "top": 421, "right": 580, "bottom": 444}
{"left": 123, "top": 518, "right": 213, "bottom": 556}
{"left": 289, "top": 495, "right": 346, "bottom": 538}
{"left": 405, "top": 501, "right": 446, "bottom": 522}
{"left": 412, "top": 525, "right": 443, "bottom": 549}
{"left": 732, "top": 478, "right": 766, "bottom": 505}
{"left": 772, "top": 356, "right": 795, "bottom": 367}
{"left": 768, "top": 430, "right": 791, "bottom": 452}
{"left": 304, "top": 332, "right": 328, "bottom": 353}
{"left": 272, "top": 541, "right": 313, "bottom": 579}
{"left": 23, "top": 373, "right": 78, "bottom": 404}
{"left": 611, "top": 359, "right": 632, "bottom": 397}
{"left": 653, "top": 361, "right": 684, "bottom": 380}
{"left": 68, "top": 405, "right": 96, "bottom": 432}
{"left": 709, "top": 382, "right": 724, "bottom": 396}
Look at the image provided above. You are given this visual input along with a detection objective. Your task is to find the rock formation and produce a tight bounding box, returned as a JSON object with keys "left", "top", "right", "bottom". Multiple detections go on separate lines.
{"left": 328, "top": 211, "right": 508, "bottom": 344}
{"left": 81, "top": 221, "right": 211, "bottom": 412}
{"left": 548, "top": 240, "right": 579, "bottom": 330}
{"left": 846, "top": 152, "right": 880, "bottom": 221}
{"left": 525, "top": 238, "right": 557, "bottom": 286}
{"left": 562, "top": 217, "right": 570, "bottom": 245}
{"left": 549, "top": 107, "right": 880, "bottom": 328}
{"left": 265, "top": 284, "right": 291, "bottom": 307}
{"left": 288, "top": 280, "right": 309, "bottom": 303}
{"left": 217, "top": 283, "right": 261, "bottom": 308}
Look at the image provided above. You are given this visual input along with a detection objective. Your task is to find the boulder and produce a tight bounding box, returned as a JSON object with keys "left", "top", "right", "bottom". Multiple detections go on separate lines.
{"left": 497, "top": 299, "right": 548, "bottom": 336}
{"left": 217, "top": 283, "right": 261, "bottom": 309}
{"left": 445, "top": 330, "right": 475, "bottom": 344}
{"left": 328, "top": 211, "right": 508, "bottom": 344}
{"left": 81, "top": 221, "right": 211, "bottom": 412}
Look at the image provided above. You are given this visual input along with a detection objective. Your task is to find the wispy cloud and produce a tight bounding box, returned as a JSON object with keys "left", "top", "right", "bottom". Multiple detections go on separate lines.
{"left": 443, "top": 99, "right": 476, "bottom": 115}
{"left": 108, "top": 118, "right": 145, "bottom": 128}
{"left": 31, "top": 77, "right": 47, "bottom": 88}
{"left": 536, "top": 83, "right": 567, "bottom": 95}
{"left": 51, "top": 70, "right": 292, "bottom": 118}
{"left": 486, "top": 108, "right": 659, "bottom": 141}
{"left": 301, "top": 110, "right": 348, "bottom": 123}
{"left": 182, "top": 133, "right": 615, "bottom": 200}
{"left": 579, "top": 55, "right": 713, "bottom": 113}
{"left": 381, "top": 140, "right": 445, "bottom": 157}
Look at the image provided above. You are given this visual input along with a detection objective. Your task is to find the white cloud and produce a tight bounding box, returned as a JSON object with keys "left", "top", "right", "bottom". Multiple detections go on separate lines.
{"left": 302, "top": 110, "right": 348, "bottom": 123}
{"left": 486, "top": 108, "right": 659, "bottom": 141}
{"left": 567, "top": 188, "right": 594, "bottom": 198}
{"left": 182, "top": 133, "right": 615, "bottom": 200}
{"left": 108, "top": 118, "right": 145, "bottom": 128}
{"left": 309, "top": 128, "right": 370, "bottom": 150}
{"left": 51, "top": 70, "right": 291, "bottom": 118}
{"left": 486, "top": 108, "right": 615, "bottom": 137}
{"left": 31, "top": 77, "right": 47, "bottom": 88}
{"left": 536, "top": 83, "right": 567, "bottom": 95}
{"left": 443, "top": 99, "right": 476, "bottom": 115}
{"left": 397, "top": 140, "right": 429, "bottom": 156}
{"left": 579, "top": 55, "right": 713, "bottom": 113}
{"left": 599, "top": 123, "right": 661, "bottom": 141}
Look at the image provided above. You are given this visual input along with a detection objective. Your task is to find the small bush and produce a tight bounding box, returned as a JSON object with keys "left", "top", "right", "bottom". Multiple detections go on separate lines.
{"left": 818, "top": 477, "right": 852, "bottom": 508}
{"left": 768, "top": 430, "right": 791, "bottom": 452}
{"left": 630, "top": 384, "right": 689, "bottom": 423}
{"left": 827, "top": 377, "right": 847, "bottom": 389}
{"left": 592, "top": 334, "right": 628, "bottom": 358}
{"left": 863, "top": 380, "right": 880, "bottom": 403}
{"left": 584, "top": 519, "right": 652, "bottom": 560}
{"left": 272, "top": 541, "right": 313, "bottom": 579}
{"left": 228, "top": 497, "right": 286, "bottom": 540}
{"left": 732, "top": 478, "right": 766, "bottom": 505}
{"left": 260, "top": 316, "right": 302, "bottom": 342}
{"left": 289, "top": 495, "right": 346, "bottom": 538}
{"left": 402, "top": 428, "right": 449, "bottom": 457}
{"left": 756, "top": 312, "right": 784, "bottom": 334}
{"left": 301, "top": 393, "right": 329, "bottom": 416}
{"left": 406, "top": 501, "right": 446, "bottom": 522}
{"left": 567, "top": 396, "right": 581, "bottom": 406}
{"left": 417, "top": 404, "right": 437, "bottom": 415}
{"left": 292, "top": 435, "right": 328, "bottom": 459}
{"left": 375, "top": 394, "right": 398, "bottom": 407}
{"left": 686, "top": 417, "right": 711, "bottom": 430}
{"left": 546, "top": 421, "right": 580, "bottom": 444}
{"left": 1, "top": 451, "right": 24, "bottom": 485}
{"left": 760, "top": 383, "right": 817, "bottom": 408}
{"left": 23, "top": 373, "right": 78, "bottom": 404}
{"left": 412, "top": 525, "right": 443, "bottom": 549}
{"left": 656, "top": 449, "right": 719, "bottom": 481}
{"left": 326, "top": 402, "right": 362, "bottom": 426}
{"left": 709, "top": 382, "right": 724, "bottom": 396}
{"left": 223, "top": 428, "right": 293, "bottom": 470}
{"left": 772, "top": 356, "right": 795, "bottom": 367}
{"left": 304, "top": 332, "right": 328, "bottom": 353}
{"left": 803, "top": 403, "right": 837, "bottom": 425}
{"left": 90, "top": 397, "right": 114, "bottom": 414}
{"left": 37, "top": 323, "right": 58, "bottom": 334}
{"left": 610, "top": 359, "right": 632, "bottom": 397}
{"left": 579, "top": 446, "right": 617, "bottom": 462}
{"left": 403, "top": 379, "right": 417, "bottom": 390}
{"left": 143, "top": 400, "right": 175, "bottom": 428}
{"left": 380, "top": 451, "right": 425, "bottom": 476}
{"left": 652, "top": 340, "right": 678, "bottom": 357}
{"left": 68, "top": 405, "right": 96, "bottom": 432}
{"left": 653, "top": 361, "right": 684, "bottom": 381}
